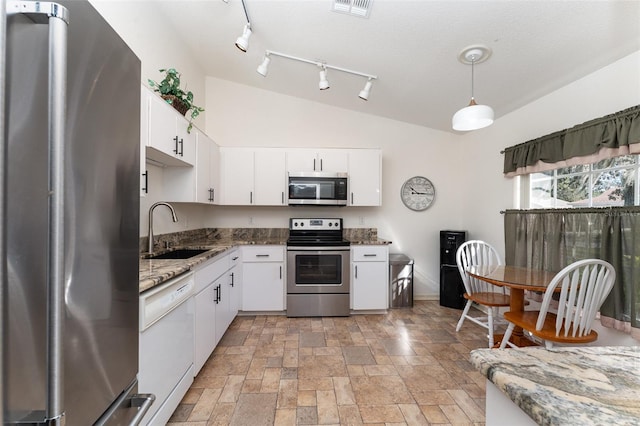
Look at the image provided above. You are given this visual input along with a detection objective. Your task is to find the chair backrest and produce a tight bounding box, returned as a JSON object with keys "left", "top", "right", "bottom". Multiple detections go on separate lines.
{"left": 456, "top": 240, "right": 503, "bottom": 295}
{"left": 536, "top": 259, "right": 616, "bottom": 338}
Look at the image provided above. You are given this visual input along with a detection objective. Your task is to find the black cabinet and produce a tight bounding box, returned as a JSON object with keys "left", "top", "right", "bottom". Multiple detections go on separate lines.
{"left": 439, "top": 230, "right": 466, "bottom": 309}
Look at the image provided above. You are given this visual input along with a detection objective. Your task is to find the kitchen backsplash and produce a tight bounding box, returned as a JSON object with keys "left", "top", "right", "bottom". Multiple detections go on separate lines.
{"left": 141, "top": 227, "right": 378, "bottom": 253}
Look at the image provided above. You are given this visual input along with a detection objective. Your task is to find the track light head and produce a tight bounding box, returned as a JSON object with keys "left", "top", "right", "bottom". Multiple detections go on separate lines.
{"left": 319, "top": 66, "right": 330, "bottom": 90}
{"left": 358, "top": 79, "right": 373, "bottom": 101}
{"left": 257, "top": 55, "right": 271, "bottom": 77}
{"left": 235, "top": 24, "right": 252, "bottom": 52}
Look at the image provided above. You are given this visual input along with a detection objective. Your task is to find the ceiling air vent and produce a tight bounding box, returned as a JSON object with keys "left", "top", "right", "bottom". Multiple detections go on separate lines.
{"left": 332, "top": 0, "right": 373, "bottom": 18}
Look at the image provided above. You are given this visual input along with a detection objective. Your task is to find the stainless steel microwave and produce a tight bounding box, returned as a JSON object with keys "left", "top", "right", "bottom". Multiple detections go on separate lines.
{"left": 288, "top": 172, "right": 348, "bottom": 206}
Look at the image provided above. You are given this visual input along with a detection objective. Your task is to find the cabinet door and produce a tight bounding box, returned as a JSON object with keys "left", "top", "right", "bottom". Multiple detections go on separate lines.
{"left": 254, "top": 149, "right": 286, "bottom": 205}
{"left": 214, "top": 276, "right": 229, "bottom": 344}
{"left": 194, "top": 284, "right": 216, "bottom": 375}
{"left": 286, "top": 149, "right": 317, "bottom": 172}
{"left": 242, "top": 263, "right": 284, "bottom": 311}
{"left": 195, "top": 133, "right": 216, "bottom": 203}
{"left": 147, "top": 94, "right": 179, "bottom": 161}
{"left": 352, "top": 261, "right": 388, "bottom": 310}
{"left": 228, "top": 263, "right": 241, "bottom": 318}
{"left": 348, "top": 149, "right": 381, "bottom": 206}
{"left": 209, "top": 142, "right": 220, "bottom": 204}
{"left": 176, "top": 116, "right": 197, "bottom": 165}
{"left": 317, "top": 149, "right": 348, "bottom": 173}
{"left": 221, "top": 148, "right": 255, "bottom": 205}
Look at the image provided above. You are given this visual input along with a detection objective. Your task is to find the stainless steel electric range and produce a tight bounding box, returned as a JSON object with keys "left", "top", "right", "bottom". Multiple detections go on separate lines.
{"left": 286, "top": 218, "right": 351, "bottom": 317}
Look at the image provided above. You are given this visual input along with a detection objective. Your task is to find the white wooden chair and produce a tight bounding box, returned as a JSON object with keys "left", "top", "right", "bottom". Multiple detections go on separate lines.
{"left": 455, "top": 240, "right": 510, "bottom": 347}
{"left": 499, "top": 259, "right": 616, "bottom": 349}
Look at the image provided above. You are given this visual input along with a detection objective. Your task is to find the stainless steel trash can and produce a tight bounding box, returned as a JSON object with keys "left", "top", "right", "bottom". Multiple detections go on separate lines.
{"left": 389, "top": 253, "right": 414, "bottom": 308}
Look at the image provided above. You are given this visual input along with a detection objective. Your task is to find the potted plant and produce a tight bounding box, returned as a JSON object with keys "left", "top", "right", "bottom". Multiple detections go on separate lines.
{"left": 148, "top": 68, "right": 204, "bottom": 133}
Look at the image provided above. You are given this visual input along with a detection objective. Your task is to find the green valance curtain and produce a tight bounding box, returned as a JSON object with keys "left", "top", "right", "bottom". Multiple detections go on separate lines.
{"left": 504, "top": 207, "right": 640, "bottom": 340}
{"left": 503, "top": 105, "right": 640, "bottom": 176}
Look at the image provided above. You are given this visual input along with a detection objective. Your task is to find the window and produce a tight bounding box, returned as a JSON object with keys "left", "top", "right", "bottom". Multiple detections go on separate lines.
{"left": 529, "top": 155, "right": 639, "bottom": 208}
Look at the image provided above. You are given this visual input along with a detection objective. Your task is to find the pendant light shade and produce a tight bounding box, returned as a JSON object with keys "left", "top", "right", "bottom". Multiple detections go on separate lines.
{"left": 452, "top": 99, "right": 494, "bottom": 131}
{"left": 452, "top": 45, "right": 494, "bottom": 131}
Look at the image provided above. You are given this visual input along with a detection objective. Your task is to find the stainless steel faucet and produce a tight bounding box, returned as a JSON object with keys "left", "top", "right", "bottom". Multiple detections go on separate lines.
{"left": 148, "top": 202, "right": 178, "bottom": 254}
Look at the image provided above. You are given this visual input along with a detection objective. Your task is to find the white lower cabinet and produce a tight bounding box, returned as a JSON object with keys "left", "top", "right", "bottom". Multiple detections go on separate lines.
{"left": 241, "top": 246, "right": 285, "bottom": 311}
{"left": 193, "top": 252, "right": 235, "bottom": 375}
{"left": 228, "top": 251, "right": 242, "bottom": 317}
{"left": 351, "top": 245, "right": 389, "bottom": 310}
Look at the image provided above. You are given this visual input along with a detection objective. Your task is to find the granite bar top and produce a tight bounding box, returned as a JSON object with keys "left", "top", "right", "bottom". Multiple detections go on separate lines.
{"left": 470, "top": 346, "right": 640, "bottom": 425}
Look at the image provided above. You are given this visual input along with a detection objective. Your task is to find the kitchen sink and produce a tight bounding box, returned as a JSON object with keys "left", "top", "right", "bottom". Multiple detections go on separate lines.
{"left": 145, "top": 248, "right": 209, "bottom": 260}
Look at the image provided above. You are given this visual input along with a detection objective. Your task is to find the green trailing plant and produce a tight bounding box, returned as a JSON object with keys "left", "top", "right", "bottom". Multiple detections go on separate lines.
{"left": 148, "top": 68, "right": 204, "bottom": 133}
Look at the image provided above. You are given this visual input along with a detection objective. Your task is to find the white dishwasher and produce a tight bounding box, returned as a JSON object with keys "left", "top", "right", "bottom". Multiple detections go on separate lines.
{"left": 139, "top": 272, "right": 195, "bottom": 425}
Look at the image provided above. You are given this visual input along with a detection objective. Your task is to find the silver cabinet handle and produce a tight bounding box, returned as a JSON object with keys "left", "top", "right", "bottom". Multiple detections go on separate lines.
{"left": 256, "top": 254, "right": 270, "bottom": 258}
{"left": 355, "top": 265, "right": 358, "bottom": 279}
{"left": 250, "top": 191, "right": 253, "bottom": 204}
{"left": 142, "top": 171, "right": 148, "bottom": 193}
{"left": 214, "top": 285, "right": 219, "bottom": 303}
{"left": 208, "top": 188, "right": 214, "bottom": 202}
{"left": 232, "top": 256, "right": 239, "bottom": 261}
{"left": 363, "top": 254, "right": 377, "bottom": 257}
{"left": 230, "top": 272, "right": 234, "bottom": 287}
{"left": 279, "top": 265, "right": 282, "bottom": 279}
{"left": 179, "top": 137, "right": 184, "bottom": 156}
{"left": 313, "top": 158, "right": 316, "bottom": 171}
{"left": 351, "top": 192, "right": 354, "bottom": 204}
{"left": 173, "top": 135, "right": 179, "bottom": 154}
{"left": 320, "top": 158, "right": 323, "bottom": 171}
{"left": 281, "top": 191, "right": 284, "bottom": 204}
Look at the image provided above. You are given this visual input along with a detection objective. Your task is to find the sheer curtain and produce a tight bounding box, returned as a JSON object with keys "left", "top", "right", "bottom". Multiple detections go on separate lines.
{"left": 504, "top": 207, "right": 640, "bottom": 340}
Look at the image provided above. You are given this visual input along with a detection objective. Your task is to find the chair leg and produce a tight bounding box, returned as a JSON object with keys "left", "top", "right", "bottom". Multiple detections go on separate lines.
{"left": 456, "top": 300, "right": 473, "bottom": 332}
{"left": 487, "top": 307, "right": 493, "bottom": 348}
{"left": 499, "top": 323, "right": 515, "bottom": 349}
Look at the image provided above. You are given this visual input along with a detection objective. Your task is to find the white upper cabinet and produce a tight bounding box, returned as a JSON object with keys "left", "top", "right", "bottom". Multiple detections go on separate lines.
{"left": 220, "top": 148, "right": 255, "bottom": 205}
{"left": 286, "top": 149, "right": 348, "bottom": 173}
{"left": 254, "top": 148, "right": 286, "bottom": 206}
{"left": 144, "top": 86, "right": 195, "bottom": 167}
{"left": 220, "top": 148, "right": 287, "bottom": 206}
{"left": 195, "top": 133, "right": 220, "bottom": 204}
{"left": 348, "top": 149, "right": 382, "bottom": 206}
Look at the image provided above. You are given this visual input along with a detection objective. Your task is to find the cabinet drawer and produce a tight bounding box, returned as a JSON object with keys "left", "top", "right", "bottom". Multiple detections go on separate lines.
{"left": 241, "top": 246, "right": 284, "bottom": 262}
{"left": 194, "top": 254, "right": 230, "bottom": 293}
{"left": 352, "top": 246, "right": 388, "bottom": 261}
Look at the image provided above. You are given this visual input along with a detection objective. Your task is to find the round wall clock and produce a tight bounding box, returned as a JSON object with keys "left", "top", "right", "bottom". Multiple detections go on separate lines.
{"left": 401, "top": 176, "right": 436, "bottom": 211}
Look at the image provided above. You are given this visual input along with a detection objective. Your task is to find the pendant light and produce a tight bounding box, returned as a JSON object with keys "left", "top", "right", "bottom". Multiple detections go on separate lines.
{"left": 318, "top": 65, "right": 330, "bottom": 90}
{"left": 452, "top": 45, "right": 494, "bottom": 131}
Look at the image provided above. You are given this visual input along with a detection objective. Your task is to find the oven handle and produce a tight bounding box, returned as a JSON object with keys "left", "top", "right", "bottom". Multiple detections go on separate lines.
{"left": 286, "top": 246, "right": 350, "bottom": 252}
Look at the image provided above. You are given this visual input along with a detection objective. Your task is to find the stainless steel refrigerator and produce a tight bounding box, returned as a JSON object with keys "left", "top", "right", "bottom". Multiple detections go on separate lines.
{"left": 1, "top": 1, "right": 152, "bottom": 424}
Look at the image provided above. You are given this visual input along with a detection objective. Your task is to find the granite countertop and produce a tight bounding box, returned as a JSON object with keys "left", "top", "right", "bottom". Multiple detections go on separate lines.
{"left": 348, "top": 238, "right": 392, "bottom": 245}
{"left": 470, "top": 346, "right": 640, "bottom": 425}
{"left": 139, "top": 238, "right": 286, "bottom": 293}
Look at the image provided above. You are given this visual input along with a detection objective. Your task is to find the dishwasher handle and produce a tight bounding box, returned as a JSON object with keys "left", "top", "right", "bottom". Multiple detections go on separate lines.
{"left": 128, "top": 394, "right": 155, "bottom": 426}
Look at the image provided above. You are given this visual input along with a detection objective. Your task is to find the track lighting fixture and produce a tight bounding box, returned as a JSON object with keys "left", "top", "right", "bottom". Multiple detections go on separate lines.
{"left": 257, "top": 54, "right": 271, "bottom": 76}
{"left": 255, "top": 50, "right": 377, "bottom": 99}
{"left": 319, "top": 66, "right": 330, "bottom": 90}
{"left": 452, "top": 45, "right": 494, "bottom": 131}
{"left": 358, "top": 78, "right": 373, "bottom": 101}
{"left": 235, "top": 0, "right": 252, "bottom": 52}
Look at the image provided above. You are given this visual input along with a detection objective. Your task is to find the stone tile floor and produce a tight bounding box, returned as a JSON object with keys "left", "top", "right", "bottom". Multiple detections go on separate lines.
{"left": 167, "top": 301, "right": 493, "bottom": 425}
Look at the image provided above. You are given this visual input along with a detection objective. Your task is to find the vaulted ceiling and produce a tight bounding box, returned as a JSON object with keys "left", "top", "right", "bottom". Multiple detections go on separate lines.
{"left": 136, "top": 1, "right": 640, "bottom": 133}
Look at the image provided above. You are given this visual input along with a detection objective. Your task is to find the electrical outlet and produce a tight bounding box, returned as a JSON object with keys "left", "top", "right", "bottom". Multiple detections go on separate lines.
{"left": 359, "top": 216, "right": 365, "bottom": 225}
{"left": 249, "top": 216, "right": 254, "bottom": 225}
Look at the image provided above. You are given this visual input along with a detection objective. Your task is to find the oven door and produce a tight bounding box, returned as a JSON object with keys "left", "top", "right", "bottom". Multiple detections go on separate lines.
{"left": 287, "top": 247, "right": 350, "bottom": 294}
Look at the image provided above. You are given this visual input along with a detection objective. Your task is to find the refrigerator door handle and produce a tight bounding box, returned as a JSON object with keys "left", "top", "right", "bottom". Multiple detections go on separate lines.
{"left": 0, "top": 2, "right": 6, "bottom": 425}
{"left": 6, "top": 2, "right": 69, "bottom": 423}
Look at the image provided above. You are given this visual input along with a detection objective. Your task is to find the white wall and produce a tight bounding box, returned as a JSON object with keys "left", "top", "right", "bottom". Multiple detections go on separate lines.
{"left": 90, "top": 1, "right": 207, "bottom": 126}
{"left": 203, "top": 77, "right": 463, "bottom": 299}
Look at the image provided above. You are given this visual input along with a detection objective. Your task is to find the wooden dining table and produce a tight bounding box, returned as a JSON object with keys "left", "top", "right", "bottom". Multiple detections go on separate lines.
{"left": 466, "top": 264, "right": 558, "bottom": 347}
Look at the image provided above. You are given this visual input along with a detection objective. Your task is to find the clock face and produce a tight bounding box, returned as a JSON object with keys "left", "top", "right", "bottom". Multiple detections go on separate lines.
{"left": 401, "top": 176, "right": 435, "bottom": 211}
